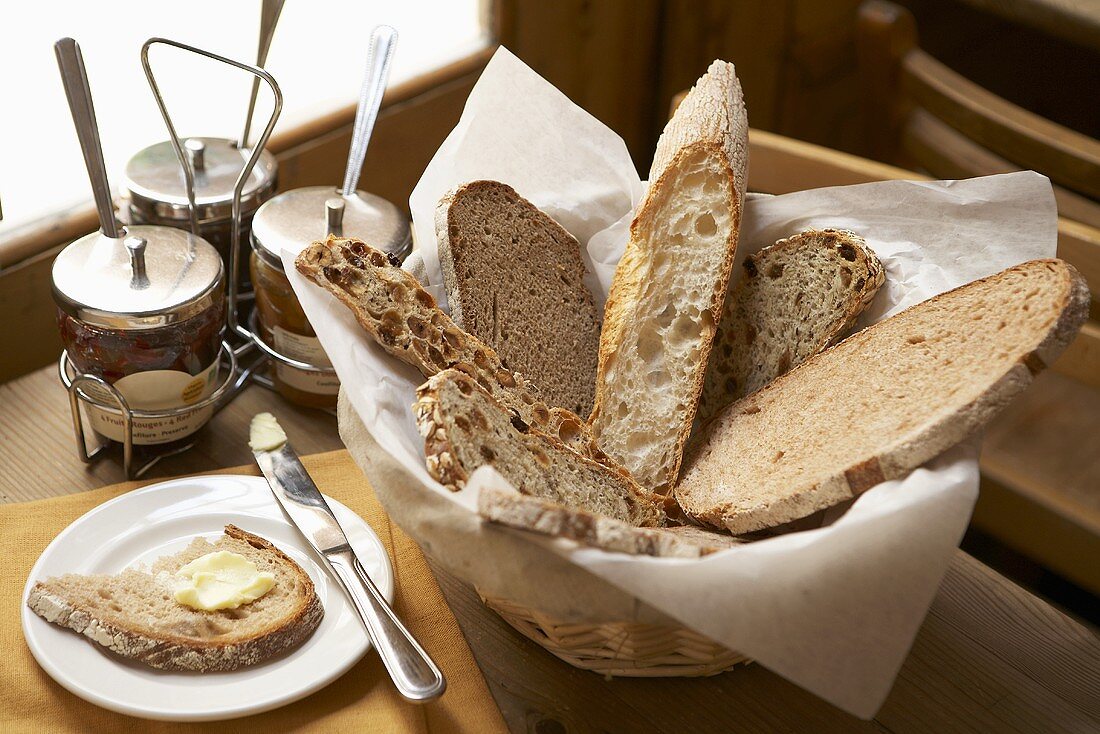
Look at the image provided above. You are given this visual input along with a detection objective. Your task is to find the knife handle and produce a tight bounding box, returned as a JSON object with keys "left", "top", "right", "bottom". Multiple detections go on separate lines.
{"left": 327, "top": 549, "right": 447, "bottom": 702}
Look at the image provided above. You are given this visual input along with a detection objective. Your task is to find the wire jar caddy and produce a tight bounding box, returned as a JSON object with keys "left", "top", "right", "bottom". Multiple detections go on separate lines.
{"left": 52, "top": 26, "right": 408, "bottom": 479}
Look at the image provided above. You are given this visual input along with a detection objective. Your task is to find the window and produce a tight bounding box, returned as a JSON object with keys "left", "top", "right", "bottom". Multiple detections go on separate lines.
{"left": 0, "top": 0, "right": 486, "bottom": 237}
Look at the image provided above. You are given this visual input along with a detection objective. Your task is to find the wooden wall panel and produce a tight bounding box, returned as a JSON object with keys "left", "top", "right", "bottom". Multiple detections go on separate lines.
{"left": 494, "top": 0, "right": 662, "bottom": 169}
{"left": 655, "top": 0, "right": 787, "bottom": 154}
{"left": 497, "top": 0, "right": 868, "bottom": 174}
{"left": 776, "top": 0, "right": 865, "bottom": 154}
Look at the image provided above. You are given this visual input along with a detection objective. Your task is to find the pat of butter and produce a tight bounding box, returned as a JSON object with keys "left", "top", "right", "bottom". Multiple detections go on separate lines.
{"left": 249, "top": 412, "right": 287, "bottom": 452}
{"left": 174, "top": 551, "right": 275, "bottom": 611}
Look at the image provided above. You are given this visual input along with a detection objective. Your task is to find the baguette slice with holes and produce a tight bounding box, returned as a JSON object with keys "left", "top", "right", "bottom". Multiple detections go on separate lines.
{"left": 589, "top": 60, "right": 748, "bottom": 493}
{"left": 478, "top": 484, "right": 738, "bottom": 558}
{"left": 296, "top": 236, "right": 605, "bottom": 460}
{"left": 415, "top": 369, "right": 665, "bottom": 527}
{"left": 26, "top": 525, "right": 323, "bottom": 672}
{"left": 437, "top": 180, "right": 601, "bottom": 416}
{"left": 696, "top": 229, "right": 885, "bottom": 424}
{"left": 676, "top": 259, "right": 1089, "bottom": 534}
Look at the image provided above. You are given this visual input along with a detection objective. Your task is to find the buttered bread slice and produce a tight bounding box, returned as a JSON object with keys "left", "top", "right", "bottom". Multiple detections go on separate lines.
{"left": 26, "top": 525, "right": 323, "bottom": 672}
{"left": 589, "top": 60, "right": 748, "bottom": 494}
{"left": 676, "top": 259, "right": 1089, "bottom": 534}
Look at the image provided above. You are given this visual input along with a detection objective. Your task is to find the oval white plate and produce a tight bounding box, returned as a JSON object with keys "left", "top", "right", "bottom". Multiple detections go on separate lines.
{"left": 21, "top": 474, "right": 391, "bottom": 722}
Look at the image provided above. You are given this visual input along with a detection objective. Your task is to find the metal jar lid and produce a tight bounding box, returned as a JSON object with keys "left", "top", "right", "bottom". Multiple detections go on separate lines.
{"left": 121, "top": 136, "right": 277, "bottom": 224}
{"left": 250, "top": 186, "right": 412, "bottom": 271}
{"left": 52, "top": 225, "right": 224, "bottom": 330}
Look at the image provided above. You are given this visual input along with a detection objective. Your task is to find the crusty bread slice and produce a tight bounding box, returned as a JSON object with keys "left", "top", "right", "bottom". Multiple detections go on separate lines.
{"left": 296, "top": 236, "right": 603, "bottom": 459}
{"left": 478, "top": 484, "right": 740, "bottom": 558}
{"left": 415, "top": 369, "right": 665, "bottom": 527}
{"left": 26, "top": 525, "right": 323, "bottom": 672}
{"left": 696, "top": 229, "right": 885, "bottom": 424}
{"left": 436, "top": 180, "right": 601, "bottom": 416}
{"left": 589, "top": 60, "right": 748, "bottom": 494}
{"left": 676, "top": 259, "right": 1089, "bottom": 534}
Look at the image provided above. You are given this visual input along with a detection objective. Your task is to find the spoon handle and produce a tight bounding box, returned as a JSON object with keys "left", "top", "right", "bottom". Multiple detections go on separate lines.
{"left": 239, "top": 0, "right": 285, "bottom": 148}
{"left": 55, "top": 37, "right": 120, "bottom": 239}
{"left": 341, "top": 25, "right": 398, "bottom": 197}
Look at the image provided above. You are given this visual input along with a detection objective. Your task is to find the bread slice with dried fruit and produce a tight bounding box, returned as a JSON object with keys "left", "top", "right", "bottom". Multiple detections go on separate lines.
{"left": 296, "top": 236, "right": 604, "bottom": 459}
{"left": 696, "top": 229, "right": 885, "bottom": 424}
{"left": 676, "top": 259, "right": 1089, "bottom": 534}
{"left": 415, "top": 368, "right": 665, "bottom": 527}
{"left": 479, "top": 484, "right": 738, "bottom": 558}
{"left": 437, "top": 180, "right": 601, "bottom": 416}
{"left": 26, "top": 525, "right": 323, "bottom": 672}
{"left": 589, "top": 60, "right": 748, "bottom": 494}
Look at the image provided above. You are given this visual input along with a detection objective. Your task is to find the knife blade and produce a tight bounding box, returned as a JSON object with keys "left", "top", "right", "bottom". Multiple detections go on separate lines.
{"left": 251, "top": 415, "right": 446, "bottom": 703}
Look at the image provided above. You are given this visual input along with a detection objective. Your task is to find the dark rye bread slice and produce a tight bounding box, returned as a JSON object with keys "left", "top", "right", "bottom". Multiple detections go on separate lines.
{"left": 437, "top": 181, "right": 601, "bottom": 416}
{"left": 26, "top": 526, "right": 323, "bottom": 672}
{"left": 696, "top": 229, "right": 885, "bottom": 425}
{"left": 415, "top": 369, "right": 665, "bottom": 527}
{"left": 295, "top": 236, "right": 604, "bottom": 460}
{"left": 676, "top": 259, "right": 1089, "bottom": 534}
{"left": 478, "top": 484, "right": 740, "bottom": 558}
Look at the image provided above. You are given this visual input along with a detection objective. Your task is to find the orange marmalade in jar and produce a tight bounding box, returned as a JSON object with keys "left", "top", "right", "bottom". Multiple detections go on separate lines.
{"left": 249, "top": 186, "right": 411, "bottom": 408}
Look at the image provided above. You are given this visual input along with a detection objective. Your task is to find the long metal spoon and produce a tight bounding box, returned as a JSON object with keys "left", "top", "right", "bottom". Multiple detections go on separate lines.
{"left": 55, "top": 38, "right": 120, "bottom": 239}
{"left": 341, "top": 25, "right": 398, "bottom": 197}
{"left": 239, "top": 0, "right": 285, "bottom": 149}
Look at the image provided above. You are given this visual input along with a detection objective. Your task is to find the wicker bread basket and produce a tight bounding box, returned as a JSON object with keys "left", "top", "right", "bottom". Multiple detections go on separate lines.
{"left": 337, "top": 392, "right": 747, "bottom": 677}
{"left": 479, "top": 593, "right": 748, "bottom": 676}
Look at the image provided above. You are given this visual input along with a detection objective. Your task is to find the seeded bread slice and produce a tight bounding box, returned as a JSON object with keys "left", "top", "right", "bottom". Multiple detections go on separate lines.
{"left": 696, "top": 229, "right": 885, "bottom": 424}
{"left": 437, "top": 180, "right": 601, "bottom": 416}
{"left": 26, "top": 525, "right": 323, "bottom": 672}
{"left": 415, "top": 369, "right": 665, "bottom": 527}
{"left": 676, "top": 259, "right": 1089, "bottom": 534}
{"left": 295, "top": 236, "right": 603, "bottom": 459}
{"left": 589, "top": 60, "right": 748, "bottom": 494}
{"left": 478, "top": 484, "right": 739, "bottom": 558}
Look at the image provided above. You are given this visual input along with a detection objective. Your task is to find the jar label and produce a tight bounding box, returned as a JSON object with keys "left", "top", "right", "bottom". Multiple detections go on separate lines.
{"left": 81, "top": 361, "right": 220, "bottom": 445}
{"left": 273, "top": 327, "right": 340, "bottom": 395}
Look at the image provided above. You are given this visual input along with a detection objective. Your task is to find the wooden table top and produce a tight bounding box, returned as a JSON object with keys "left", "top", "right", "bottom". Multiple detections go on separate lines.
{"left": 2, "top": 363, "right": 1099, "bottom": 732}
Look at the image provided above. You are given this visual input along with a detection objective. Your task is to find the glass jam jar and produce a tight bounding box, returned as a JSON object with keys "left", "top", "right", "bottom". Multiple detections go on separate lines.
{"left": 52, "top": 225, "right": 225, "bottom": 445}
{"left": 249, "top": 186, "right": 411, "bottom": 408}
{"left": 119, "top": 137, "right": 277, "bottom": 285}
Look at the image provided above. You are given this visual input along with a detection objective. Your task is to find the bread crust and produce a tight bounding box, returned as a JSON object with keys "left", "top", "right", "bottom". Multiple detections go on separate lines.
{"left": 590, "top": 59, "right": 748, "bottom": 493}
{"left": 26, "top": 525, "right": 324, "bottom": 672}
{"left": 478, "top": 485, "right": 739, "bottom": 558}
{"left": 676, "top": 259, "right": 1090, "bottom": 534}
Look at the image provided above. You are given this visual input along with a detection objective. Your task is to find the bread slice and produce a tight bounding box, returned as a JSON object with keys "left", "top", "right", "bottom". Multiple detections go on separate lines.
{"left": 436, "top": 180, "right": 601, "bottom": 416}
{"left": 696, "top": 229, "right": 885, "bottom": 424}
{"left": 415, "top": 369, "right": 665, "bottom": 527}
{"left": 26, "top": 525, "right": 323, "bottom": 672}
{"left": 478, "top": 484, "right": 740, "bottom": 558}
{"left": 676, "top": 259, "right": 1089, "bottom": 534}
{"left": 296, "top": 236, "right": 602, "bottom": 458}
{"left": 589, "top": 60, "right": 748, "bottom": 494}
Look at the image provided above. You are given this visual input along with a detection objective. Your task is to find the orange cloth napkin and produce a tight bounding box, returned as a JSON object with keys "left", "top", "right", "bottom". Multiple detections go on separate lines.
{"left": 0, "top": 450, "right": 507, "bottom": 734}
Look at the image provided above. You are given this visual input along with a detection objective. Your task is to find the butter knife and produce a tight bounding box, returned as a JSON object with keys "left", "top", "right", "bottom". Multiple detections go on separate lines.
{"left": 250, "top": 413, "right": 446, "bottom": 702}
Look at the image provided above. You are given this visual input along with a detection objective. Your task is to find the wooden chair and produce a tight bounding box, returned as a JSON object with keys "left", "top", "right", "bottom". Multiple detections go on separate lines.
{"left": 855, "top": 0, "right": 1100, "bottom": 230}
